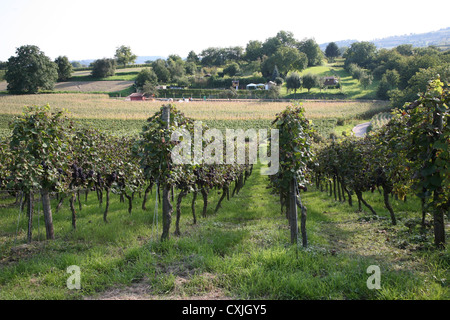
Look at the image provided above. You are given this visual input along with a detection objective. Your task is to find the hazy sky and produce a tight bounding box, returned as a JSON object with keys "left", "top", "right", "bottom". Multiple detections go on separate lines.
{"left": 0, "top": 0, "right": 449, "bottom": 61}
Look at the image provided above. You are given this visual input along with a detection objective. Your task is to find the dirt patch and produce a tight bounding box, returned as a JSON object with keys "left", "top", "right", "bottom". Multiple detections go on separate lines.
{"left": 84, "top": 253, "right": 232, "bottom": 300}
{"left": 54, "top": 81, "right": 133, "bottom": 93}
{"left": 0, "top": 80, "right": 133, "bottom": 93}
{"left": 1, "top": 242, "right": 45, "bottom": 266}
{"left": 85, "top": 273, "right": 232, "bottom": 300}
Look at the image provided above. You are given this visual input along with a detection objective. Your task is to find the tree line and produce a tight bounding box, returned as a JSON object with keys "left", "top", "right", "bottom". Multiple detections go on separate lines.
{"left": 2, "top": 31, "right": 449, "bottom": 103}
{"left": 342, "top": 42, "right": 450, "bottom": 105}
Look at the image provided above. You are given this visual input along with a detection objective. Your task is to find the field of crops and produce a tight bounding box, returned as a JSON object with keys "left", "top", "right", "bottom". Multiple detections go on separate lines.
{"left": 0, "top": 93, "right": 389, "bottom": 120}
{"left": 0, "top": 94, "right": 390, "bottom": 138}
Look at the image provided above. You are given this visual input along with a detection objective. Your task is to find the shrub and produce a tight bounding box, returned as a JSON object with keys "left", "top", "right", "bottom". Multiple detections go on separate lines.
{"left": 55, "top": 56, "right": 73, "bottom": 81}
{"left": 285, "top": 72, "right": 302, "bottom": 93}
{"left": 223, "top": 62, "right": 240, "bottom": 77}
{"left": 302, "top": 73, "right": 320, "bottom": 92}
{"left": 135, "top": 68, "right": 158, "bottom": 89}
{"left": 274, "top": 76, "right": 284, "bottom": 85}
{"left": 91, "top": 58, "right": 116, "bottom": 78}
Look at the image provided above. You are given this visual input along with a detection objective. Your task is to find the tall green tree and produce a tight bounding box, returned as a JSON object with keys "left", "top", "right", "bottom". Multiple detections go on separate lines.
{"left": 343, "top": 41, "right": 378, "bottom": 69}
{"left": 275, "top": 30, "right": 298, "bottom": 48}
{"left": 302, "top": 73, "right": 319, "bottom": 92}
{"left": 271, "top": 65, "right": 280, "bottom": 81}
{"left": 135, "top": 68, "right": 158, "bottom": 89}
{"left": 325, "top": 42, "right": 340, "bottom": 62}
{"left": 360, "top": 73, "right": 373, "bottom": 89}
{"left": 71, "top": 61, "right": 82, "bottom": 68}
{"left": 167, "top": 54, "right": 186, "bottom": 80}
{"left": 91, "top": 58, "right": 116, "bottom": 78}
{"left": 55, "top": 55, "right": 73, "bottom": 81}
{"left": 200, "top": 47, "right": 226, "bottom": 66}
{"left": 223, "top": 62, "right": 240, "bottom": 77}
{"left": 244, "top": 40, "right": 263, "bottom": 61}
{"left": 5, "top": 45, "right": 58, "bottom": 94}
{"left": 376, "top": 69, "right": 400, "bottom": 99}
{"left": 114, "top": 45, "right": 137, "bottom": 66}
{"left": 186, "top": 50, "right": 199, "bottom": 64}
{"left": 151, "top": 59, "right": 171, "bottom": 83}
{"left": 298, "top": 38, "right": 324, "bottom": 67}
{"left": 262, "top": 47, "right": 308, "bottom": 77}
{"left": 261, "top": 36, "right": 283, "bottom": 57}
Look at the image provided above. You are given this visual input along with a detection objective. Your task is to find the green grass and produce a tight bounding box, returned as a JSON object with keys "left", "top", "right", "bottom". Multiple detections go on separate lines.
{"left": 280, "top": 63, "right": 379, "bottom": 100}
{"left": 67, "top": 68, "right": 144, "bottom": 82}
{"left": 64, "top": 61, "right": 379, "bottom": 100}
{"left": 68, "top": 72, "right": 139, "bottom": 82}
{"left": 0, "top": 163, "right": 448, "bottom": 300}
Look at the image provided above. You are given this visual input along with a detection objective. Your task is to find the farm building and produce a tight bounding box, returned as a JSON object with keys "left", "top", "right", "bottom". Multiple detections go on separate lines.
{"left": 265, "top": 81, "right": 276, "bottom": 90}
{"left": 323, "top": 76, "right": 339, "bottom": 87}
{"left": 128, "top": 93, "right": 146, "bottom": 101}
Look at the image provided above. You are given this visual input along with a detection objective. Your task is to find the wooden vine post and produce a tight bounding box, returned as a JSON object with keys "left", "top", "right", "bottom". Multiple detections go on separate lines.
{"left": 289, "top": 178, "right": 298, "bottom": 245}
{"left": 26, "top": 192, "right": 34, "bottom": 243}
{"left": 161, "top": 105, "right": 173, "bottom": 241}
{"left": 41, "top": 188, "right": 55, "bottom": 239}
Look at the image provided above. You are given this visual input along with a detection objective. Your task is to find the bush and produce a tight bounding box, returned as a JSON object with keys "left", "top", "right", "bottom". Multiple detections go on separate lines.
{"left": 55, "top": 56, "right": 73, "bottom": 81}
{"left": 302, "top": 73, "right": 320, "bottom": 92}
{"left": 142, "top": 81, "right": 159, "bottom": 97}
{"left": 267, "top": 85, "right": 281, "bottom": 99}
{"left": 274, "top": 76, "right": 284, "bottom": 85}
{"left": 175, "top": 76, "right": 190, "bottom": 87}
{"left": 285, "top": 72, "right": 302, "bottom": 93}
{"left": 91, "top": 58, "right": 116, "bottom": 78}
{"left": 360, "top": 73, "right": 373, "bottom": 89}
{"left": 135, "top": 68, "right": 158, "bottom": 89}
{"left": 223, "top": 62, "right": 240, "bottom": 77}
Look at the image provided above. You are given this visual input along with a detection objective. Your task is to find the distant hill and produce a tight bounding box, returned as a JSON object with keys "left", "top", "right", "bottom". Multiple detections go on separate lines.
{"left": 71, "top": 56, "right": 166, "bottom": 67}
{"left": 320, "top": 27, "right": 450, "bottom": 51}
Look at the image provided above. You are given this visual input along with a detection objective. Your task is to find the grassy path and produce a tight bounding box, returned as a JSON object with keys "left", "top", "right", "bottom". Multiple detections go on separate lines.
{"left": 0, "top": 164, "right": 448, "bottom": 300}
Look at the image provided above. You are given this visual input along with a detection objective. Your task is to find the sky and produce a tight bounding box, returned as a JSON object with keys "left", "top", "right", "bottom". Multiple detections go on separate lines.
{"left": 0, "top": 0, "right": 449, "bottom": 61}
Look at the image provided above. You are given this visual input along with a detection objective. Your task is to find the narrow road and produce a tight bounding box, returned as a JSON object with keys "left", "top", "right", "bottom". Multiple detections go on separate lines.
{"left": 352, "top": 122, "right": 371, "bottom": 137}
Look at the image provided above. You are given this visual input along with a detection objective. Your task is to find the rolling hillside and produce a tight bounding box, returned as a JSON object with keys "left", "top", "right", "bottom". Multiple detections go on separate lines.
{"left": 320, "top": 27, "right": 450, "bottom": 50}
